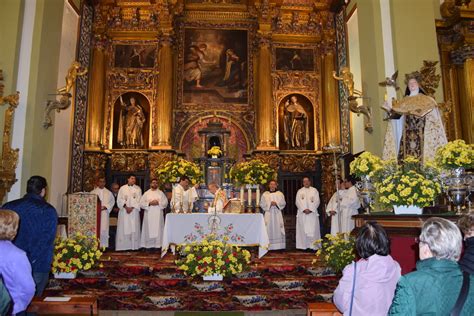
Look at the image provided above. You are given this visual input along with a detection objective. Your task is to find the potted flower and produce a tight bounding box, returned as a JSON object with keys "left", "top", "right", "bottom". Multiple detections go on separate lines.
{"left": 155, "top": 158, "right": 203, "bottom": 186}
{"left": 435, "top": 139, "right": 474, "bottom": 175}
{"left": 349, "top": 151, "right": 383, "bottom": 180}
{"left": 373, "top": 157, "right": 442, "bottom": 214}
{"left": 207, "top": 146, "right": 223, "bottom": 158}
{"left": 52, "top": 233, "right": 104, "bottom": 279}
{"left": 313, "top": 233, "right": 355, "bottom": 274}
{"left": 229, "top": 159, "right": 275, "bottom": 186}
{"left": 175, "top": 235, "right": 251, "bottom": 281}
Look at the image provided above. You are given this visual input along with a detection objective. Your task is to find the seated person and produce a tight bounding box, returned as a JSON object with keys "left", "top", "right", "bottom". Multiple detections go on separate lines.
{"left": 389, "top": 217, "right": 474, "bottom": 315}
{"left": 0, "top": 210, "right": 35, "bottom": 315}
{"left": 334, "top": 221, "right": 401, "bottom": 315}
{"left": 458, "top": 213, "right": 474, "bottom": 274}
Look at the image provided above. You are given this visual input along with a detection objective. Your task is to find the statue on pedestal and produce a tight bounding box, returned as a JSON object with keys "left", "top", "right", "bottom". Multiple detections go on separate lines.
{"left": 117, "top": 96, "right": 146, "bottom": 148}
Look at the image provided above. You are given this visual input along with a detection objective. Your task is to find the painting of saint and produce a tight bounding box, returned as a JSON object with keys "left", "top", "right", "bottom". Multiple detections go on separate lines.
{"left": 275, "top": 48, "right": 314, "bottom": 71}
{"left": 113, "top": 92, "right": 150, "bottom": 149}
{"left": 182, "top": 29, "right": 248, "bottom": 105}
{"left": 278, "top": 94, "right": 315, "bottom": 151}
{"left": 114, "top": 45, "right": 156, "bottom": 68}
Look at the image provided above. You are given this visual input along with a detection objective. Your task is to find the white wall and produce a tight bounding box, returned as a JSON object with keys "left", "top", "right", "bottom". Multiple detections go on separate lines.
{"left": 346, "top": 9, "right": 365, "bottom": 154}
{"left": 49, "top": 1, "right": 79, "bottom": 213}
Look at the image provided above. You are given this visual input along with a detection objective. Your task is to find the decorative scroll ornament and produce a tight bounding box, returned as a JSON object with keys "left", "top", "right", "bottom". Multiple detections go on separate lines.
{"left": 148, "top": 152, "right": 176, "bottom": 178}
{"left": 111, "top": 152, "right": 148, "bottom": 172}
{"left": 43, "top": 61, "right": 88, "bottom": 129}
{"left": 0, "top": 69, "right": 20, "bottom": 201}
{"left": 82, "top": 152, "right": 108, "bottom": 192}
{"left": 108, "top": 69, "right": 156, "bottom": 90}
{"left": 280, "top": 154, "right": 317, "bottom": 173}
{"left": 252, "top": 152, "right": 280, "bottom": 170}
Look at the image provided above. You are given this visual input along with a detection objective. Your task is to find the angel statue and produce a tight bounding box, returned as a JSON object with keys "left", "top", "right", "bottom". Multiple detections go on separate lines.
{"left": 57, "top": 61, "right": 88, "bottom": 95}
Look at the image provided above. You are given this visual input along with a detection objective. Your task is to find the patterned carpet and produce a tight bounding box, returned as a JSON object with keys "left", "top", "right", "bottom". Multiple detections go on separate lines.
{"left": 44, "top": 250, "right": 338, "bottom": 311}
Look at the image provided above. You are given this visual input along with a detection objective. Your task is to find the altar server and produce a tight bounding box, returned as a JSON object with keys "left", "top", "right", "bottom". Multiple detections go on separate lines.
{"left": 208, "top": 183, "right": 227, "bottom": 213}
{"left": 140, "top": 178, "right": 168, "bottom": 249}
{"left": 116, "top": 175, "right": 142, "bottom": 251}
{"left": 295, "top": 176, "right": 321, "bottom": 250}
{"left": 260, "top": 180, "right": 286, "bottom": 250}
{"left": 90, "top": 177, "right": 115, "bottom": 248}
{"left": 171, "top": 176, "right": 199, "bottom": 213}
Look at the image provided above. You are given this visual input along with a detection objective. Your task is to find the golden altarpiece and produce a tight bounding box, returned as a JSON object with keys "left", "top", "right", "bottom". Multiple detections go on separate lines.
{"left": 70, "top": 0, "right": 350, "bottom": 220}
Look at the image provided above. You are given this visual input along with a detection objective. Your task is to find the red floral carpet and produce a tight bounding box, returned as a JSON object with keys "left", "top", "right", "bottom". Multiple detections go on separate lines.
{"left": 44, "top": 250, "right": 337, "bottom": 311}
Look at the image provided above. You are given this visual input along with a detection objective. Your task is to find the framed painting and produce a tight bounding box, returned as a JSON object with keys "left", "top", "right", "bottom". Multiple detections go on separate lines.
{"left": 275, "top": 48, "right": 315, "bottom": 71}
{"left": 114, "top": 44, "right": 156, "bottom": 68}
{"left": 181, "top": 28, "right": 249, "bottom": 105}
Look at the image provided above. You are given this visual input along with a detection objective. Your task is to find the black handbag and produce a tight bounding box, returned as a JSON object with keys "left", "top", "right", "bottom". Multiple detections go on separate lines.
{"left": 450, "top": 271, "right": 471, "bottom": 316}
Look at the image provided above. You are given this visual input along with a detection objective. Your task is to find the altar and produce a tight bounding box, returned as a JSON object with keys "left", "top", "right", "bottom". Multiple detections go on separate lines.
{"left": 161, "top": 213, "right": 270, "bottom": 258}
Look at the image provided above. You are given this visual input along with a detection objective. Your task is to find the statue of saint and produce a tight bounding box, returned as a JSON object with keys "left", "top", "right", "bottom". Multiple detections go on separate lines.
{"left": 283, "top": 95, "right": 310, "bottom": 149}
{"left": 382, "top": 75, "right": 447, "bottom": 163}
{"left": 117, "top": 96, "right": 146, "bottom": 148}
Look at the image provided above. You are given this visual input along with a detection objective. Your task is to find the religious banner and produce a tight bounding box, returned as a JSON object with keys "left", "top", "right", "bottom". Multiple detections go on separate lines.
{"left": 68, "top": 193, "right": 99, "bottom": 238}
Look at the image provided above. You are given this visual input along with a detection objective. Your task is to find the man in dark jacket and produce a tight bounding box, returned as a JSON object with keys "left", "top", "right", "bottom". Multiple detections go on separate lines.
{"left": 458, "top": 214, "right": 474, "bottom": 274}
{"left": 2, "top": 176, "right": 58, "bottom": 297}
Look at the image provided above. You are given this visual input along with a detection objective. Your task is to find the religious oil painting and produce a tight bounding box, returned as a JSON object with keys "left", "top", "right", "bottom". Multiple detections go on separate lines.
{"left": 182, "top": 28, "right": 249, "bottom": 105}
{"left": 112, "top": 92, "right": 150, "bottom": 149}
{"left": 275, "top": 48, "right": 314, "bottom": 71}
{"left": 278, "top": 94, "right": 315, "bottom": 151}
{"left": 114, "top": 45, "right": 157, "bottom": 68}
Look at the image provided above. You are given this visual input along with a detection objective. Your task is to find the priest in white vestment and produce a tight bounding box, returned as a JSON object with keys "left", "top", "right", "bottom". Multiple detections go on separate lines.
{"left": 90, "top": 177, "right": 115, "bottom": 248}
{"left": 295, "top": 176, "right": 321, "bottom": 250}
{"left": 171, "top": 176, "right": 199, "bottom": 213}
{"left": 140, "top": 179, "right": 168, "bottom": 249}
{"left": 208, "top": 183, "right": 227, "bottom": 213}
{"left": 260, "top": 180, "right": 286, "bottom": 250}
{"left": 116, "top": 175, "right": 142, "bottom": 251}
{"left": 326, "top": 178, "right": 360, "bottom": 235}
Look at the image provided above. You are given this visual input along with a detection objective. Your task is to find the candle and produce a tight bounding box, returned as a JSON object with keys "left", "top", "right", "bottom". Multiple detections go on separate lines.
{"left": 256, "top": 186, "right": 260, "bottom": 207}
{"left": 240, "top": 187, "right": 245, "bottom": 206}
{"left": 384, "top": 93, "right": 387, "bottom": 101}
{"left": 248, "top": 186, "right": 252, "bottom": 207}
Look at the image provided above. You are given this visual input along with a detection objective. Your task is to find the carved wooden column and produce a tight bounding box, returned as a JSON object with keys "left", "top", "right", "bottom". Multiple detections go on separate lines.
{"left": 256, "top": 33, "right": 275, "bottom": 150}
{"left": 86, "top": 35, "right": 107, "bottom": 150}
{"left": 154, "top": 35, "right": 173, "bottom": 149}
{"left": 321, "top": 51, "right": 340, "bottom": 146}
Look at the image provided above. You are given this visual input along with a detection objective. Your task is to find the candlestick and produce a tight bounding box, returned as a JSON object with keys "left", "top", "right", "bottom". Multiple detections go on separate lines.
{"left": 248, "top": 186, "right": 252, "bottom": 207}
{"left": 256, "top": 186, "right": 260, "bottom": 207}
{"left": 240, "top": 187, "right": 245, "bottom": 206}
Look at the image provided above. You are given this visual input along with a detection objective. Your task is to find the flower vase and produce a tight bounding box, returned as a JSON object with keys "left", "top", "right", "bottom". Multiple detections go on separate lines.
{"left": 211, "top": 155, "right": 218, "bottom": 159}
{"left": 393, "top": 205, "right": 423, "bottom": 215}
{"left": 54, "top": 272, "right": 77, "bottom": 279}
{"left": 203, "top": 274, "right": 223, "bottom": 281}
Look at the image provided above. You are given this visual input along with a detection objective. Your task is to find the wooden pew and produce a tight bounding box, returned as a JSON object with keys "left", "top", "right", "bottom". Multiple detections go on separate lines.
{"left": 27, "top": 296, "right": 98, "bottom": 315}
{"left": 307, "top": 302, "right": 342, "bottom": 316}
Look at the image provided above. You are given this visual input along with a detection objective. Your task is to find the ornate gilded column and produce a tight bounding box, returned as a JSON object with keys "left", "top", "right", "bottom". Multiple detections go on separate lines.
{"left": 256, "top": 33, "right": 275, "bottom": 150}
{"left": 153, "top": 35, "right": 173, "bottom": 149}
{"left": 461, "top": 58, "right": 474, "bottom": 142}
{"left": 321, "top": 51, "right": 340, "bottom": 146}
{"left": 86, "top": 35, "right": 107, "bottom": 150}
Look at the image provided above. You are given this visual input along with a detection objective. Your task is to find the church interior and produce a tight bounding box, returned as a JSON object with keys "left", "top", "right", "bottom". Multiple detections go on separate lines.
{"left": 1, "top": 0, "right": 474, "bottom": 315}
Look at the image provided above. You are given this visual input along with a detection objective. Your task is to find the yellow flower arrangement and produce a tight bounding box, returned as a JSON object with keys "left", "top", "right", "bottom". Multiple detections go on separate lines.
{"left": 314, "top": 233, "right": 355, "bottom": 274}
{"left": 175, "top": 234, "right": 251, "bottom": 278}
{"left": 52, "top": 233, "right": 104, "bottom": 274}
{"left": 207, "top": 146, "right": 223, "bottom": 157}
{"left": 373, "top": 157, "right": 442, "bottom": 208}
{"left": 155, "top": 158, "right": 203, "bottom": 185}
{"left": 229, "top": 159, "right": 275, "bottom": 185}
{"left": 435, "top": 139, "right": 474, "bottom": 170}
{"left": 349, "top": 152, "right": 383, "bottom": 178}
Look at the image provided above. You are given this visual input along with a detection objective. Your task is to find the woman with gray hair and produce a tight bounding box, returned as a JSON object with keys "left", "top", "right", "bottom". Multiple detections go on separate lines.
{"left": 389, "top": 217, "right": 474, "bottom": 315}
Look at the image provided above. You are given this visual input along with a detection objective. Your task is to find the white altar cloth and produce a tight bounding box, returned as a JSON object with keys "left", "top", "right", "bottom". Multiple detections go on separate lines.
{"left": 161, "top": 213, "right": 270, "bottom": 258}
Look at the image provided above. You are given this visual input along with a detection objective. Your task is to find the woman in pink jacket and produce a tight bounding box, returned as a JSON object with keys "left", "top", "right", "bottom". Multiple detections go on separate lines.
{"left": 333, "top": 221, "right": 401, "bottom": 316}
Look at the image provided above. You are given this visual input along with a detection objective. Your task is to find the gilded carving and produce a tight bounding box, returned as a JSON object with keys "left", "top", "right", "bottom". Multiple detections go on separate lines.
{"left": 109, "top": 69, "right": 157, "bottom": 90}
{"left": 252, "top": 152, "right": 280, "bottom": 170}
{"left": 148, "top": 152, "right": 176, "bottom": 178}
{"left": 320, "top": 153, "right": 338, "bottom": 205}
{"left": 280, "top": 154, "right": 317, "bottom": 173}
{"left": 111, "top": 152, "right": 148, "bottom": 172}
{"left": 82, "top": 152, "right": 108, "bottom": 192}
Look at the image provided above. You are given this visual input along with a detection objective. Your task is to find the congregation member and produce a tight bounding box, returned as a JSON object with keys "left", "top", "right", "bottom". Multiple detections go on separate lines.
{"left": 389, "top": 217, "right": 474, "bottom": 315}
{"left": 326, "top": 177, "right": 360, "bottom": 236}
{"left": 295, "top": 176, "right": 321, "bottom": 250}
{"left": 116, "top": 175, "right": 142, "bottom": 251}
{"left": 109, "top": 182, "right": 120, "bottom": 250}
{"left": 260, "top": 180, "right": 286, "bottom": 250}
{"left": 90, "top": 177, "right": 115, "bottom": 248}
{"left": 0, "top": 210, "right": 35, "bottom": 315}
{"left": 334, "top": 221, "right": 401, "bottom": 315}
{"left": 458, "top": 214, "right": 474, "bottom": 274}
{"left": 140, "top": 179, "right": 168, "bottom": 250}
{"left": 207, "top": 183, "right": 227, "bottom": 213}
{"left": 3, "top": 176, "right": 57, "bottom": 297}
